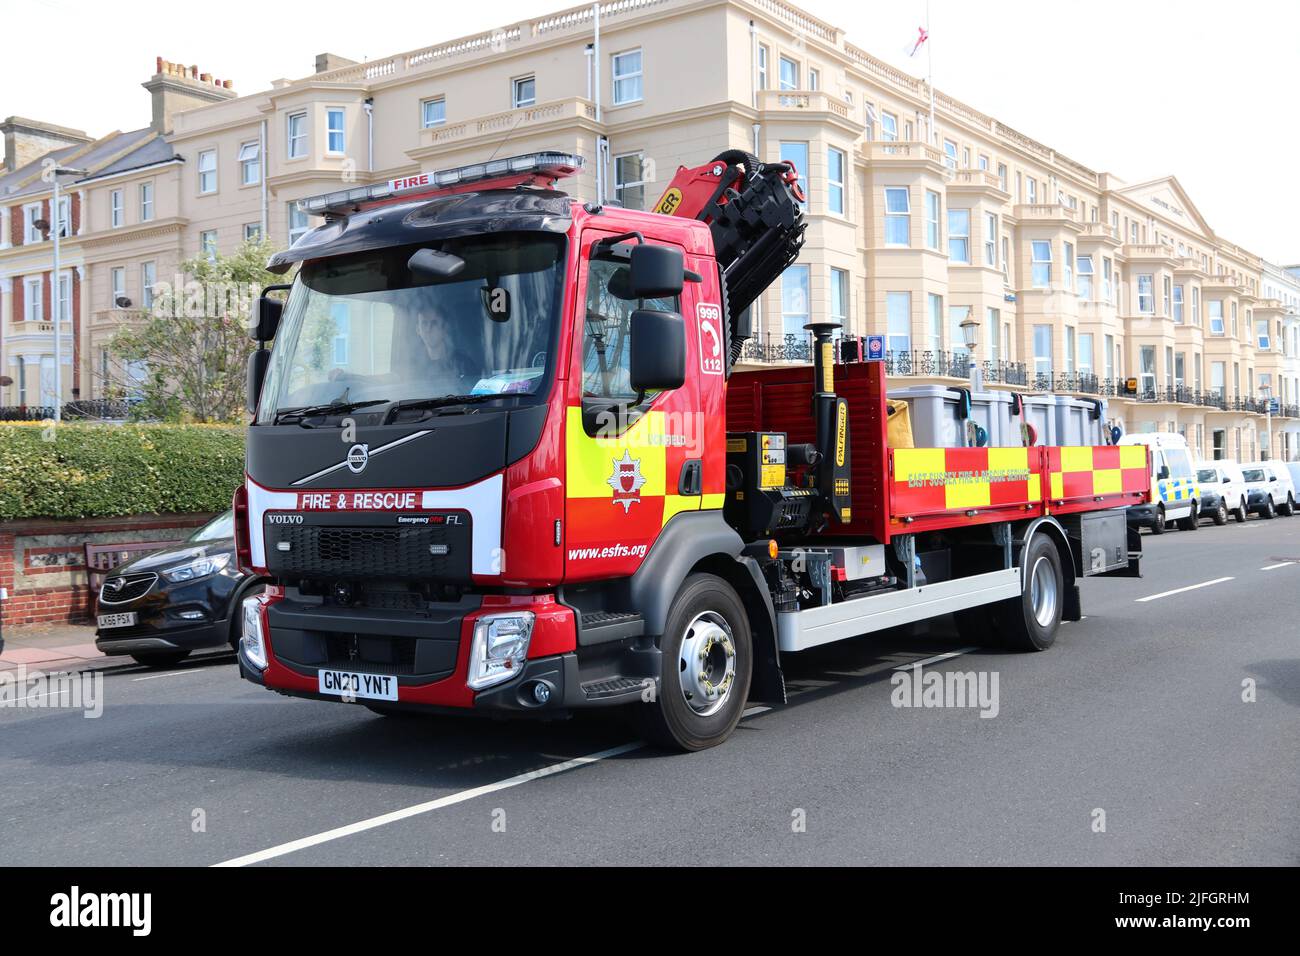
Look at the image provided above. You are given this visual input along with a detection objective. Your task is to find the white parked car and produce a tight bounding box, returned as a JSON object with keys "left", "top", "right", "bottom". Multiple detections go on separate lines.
{"left": 1196, "top": 460, "right": 1250, "bottom": 523}
{"left": 1239, "top": 461, "right": 1296, "bottom": 519}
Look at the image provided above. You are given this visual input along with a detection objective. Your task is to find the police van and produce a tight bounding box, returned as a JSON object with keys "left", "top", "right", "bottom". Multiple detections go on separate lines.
{"left": 1118, "top": 433, "right": 1199, "bottom": 534}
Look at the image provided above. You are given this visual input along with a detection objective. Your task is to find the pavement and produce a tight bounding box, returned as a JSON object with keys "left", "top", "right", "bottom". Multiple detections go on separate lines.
{"left": 0, "top": 510, "right": 1297, "bottom": 866}
{"left": 0, "top": 622, "right": 122, "bottom": 671}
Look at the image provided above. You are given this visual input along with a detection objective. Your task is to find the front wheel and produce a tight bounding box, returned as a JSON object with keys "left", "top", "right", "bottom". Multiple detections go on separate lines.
{"left": 1150, "top": 505, "right": 1167, "bottom": 535}
{"left": 1281, "top": 494, "right": 1295, "bottom": 517}
{"left": 634, "top": 573, "right": 753, "bottom": 752}
{"left": 1262, "top": 497, "right": 1276, "bottom": 519}
{"left": 993, "top": 534, "right": 1063, "bottom": 652}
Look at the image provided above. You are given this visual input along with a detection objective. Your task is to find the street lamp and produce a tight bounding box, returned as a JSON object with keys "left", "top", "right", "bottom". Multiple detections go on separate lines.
{"left": 39, "top": 165, "right": 86, "bottom": 422}
{"left": 1259, "top": 383, "right": 1273, "bottom": 461}
{"left": 959, "top": 315, "right": 981, "bottom": 386}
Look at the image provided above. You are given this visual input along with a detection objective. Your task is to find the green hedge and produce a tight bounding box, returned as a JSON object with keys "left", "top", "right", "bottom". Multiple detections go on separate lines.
{"left": 0, "top": 423, "right": 245, "bottom": 521}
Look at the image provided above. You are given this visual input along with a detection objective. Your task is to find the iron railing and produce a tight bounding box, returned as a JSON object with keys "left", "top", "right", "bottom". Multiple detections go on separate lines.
{"left": 0, "top": 399, "right": 139, "bottom": 422}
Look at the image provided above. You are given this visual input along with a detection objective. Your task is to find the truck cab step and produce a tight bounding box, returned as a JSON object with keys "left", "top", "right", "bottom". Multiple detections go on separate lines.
{"left": 577, "top": 611, "right": 645, "bottom": 646}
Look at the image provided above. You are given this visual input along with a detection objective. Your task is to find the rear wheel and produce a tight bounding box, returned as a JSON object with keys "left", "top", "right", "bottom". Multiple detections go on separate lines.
{"left": 1150, "top": 505, "right": 1167, "bottom": 535}
{"left": 993, "top": 534, "right": 1063, "bottom": 652}
{"left": 130, "top": 650, "right": 190, "bottom": 668}
{"left": 1177, "top": 502, "right": 1200, "bottom": 531}
{"left": 1212, "top": 499, "right": 1228, "bottom": 526}
{"left": 1235, "top": 498, "right": 1248, "bottom": 523}
{"left": 633, "top": 573, "right": 753, "bottom": 752}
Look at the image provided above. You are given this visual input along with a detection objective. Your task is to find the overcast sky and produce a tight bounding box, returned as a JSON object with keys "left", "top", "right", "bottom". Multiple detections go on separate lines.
{"left": 8, "top": 0, "right": 1298, "bottom": 263}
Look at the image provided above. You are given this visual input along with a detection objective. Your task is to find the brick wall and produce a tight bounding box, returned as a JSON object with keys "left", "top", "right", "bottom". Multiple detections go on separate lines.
{"left": 0, "top": 513, "right": 216, "bottom": 628}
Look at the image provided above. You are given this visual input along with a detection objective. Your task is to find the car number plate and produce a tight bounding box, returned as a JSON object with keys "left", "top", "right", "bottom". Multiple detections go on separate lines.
{"left": 97, "top": 612, "right": 137, "bottom": 629}
{"left": 317, "top": 668, "right": 399, "bottom": 701}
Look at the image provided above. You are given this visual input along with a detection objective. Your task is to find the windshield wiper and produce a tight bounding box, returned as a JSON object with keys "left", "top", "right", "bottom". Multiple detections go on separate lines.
{"left": 273, "top": 398, "right": 390, "bottom": 426}
{"left": 382, "top": 394, "right": 507, "bottom": 423}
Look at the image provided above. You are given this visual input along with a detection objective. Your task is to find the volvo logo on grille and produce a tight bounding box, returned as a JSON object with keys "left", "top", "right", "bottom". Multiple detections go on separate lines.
{"left": 346, "top": 444, "right": 370, "bottom": 474}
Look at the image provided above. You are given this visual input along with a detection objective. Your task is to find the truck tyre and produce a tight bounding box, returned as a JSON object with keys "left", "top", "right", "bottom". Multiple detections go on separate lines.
{"left": 1262, "top": 497, "right": 1276, "bottom": 519}
{"left": 1177, "top": 502, "right": 1200, "bottom": 531}
{"left": 1150, "top": 505, "right": 1167, "bottom": 535}
{"left": 633, "top": 573, "right": 753, "bottom": 752}
{"left": 1235, "top": 498, "right": 1248, "bottom": 523}
{"left": 993, "top": 534, "right": 1063, "bottom": 652}
{"left": 1212, "top": 499, "right": 1228, "bottom": 525}
{"left": 130, "top": 650, "right": 190, "bottom": 668}
{"left": 1281, "top": 494, "right": 1295, "bottom": 517}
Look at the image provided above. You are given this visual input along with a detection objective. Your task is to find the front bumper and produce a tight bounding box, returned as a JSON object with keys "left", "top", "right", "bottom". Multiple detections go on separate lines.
{"left": 1125, "top": 503, "right": 1158, "bottom": 527}
{"left": 97, "top": 621, "right": 226, "bottom": 655}
{"left": 239, "top": 591, "right": 659, "bottom": 715}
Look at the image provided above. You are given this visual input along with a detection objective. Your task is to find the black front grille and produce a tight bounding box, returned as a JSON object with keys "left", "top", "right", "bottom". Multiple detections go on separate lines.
{"left": 322, "top": 634, "right": 419, "bottom": 676}
{"left": 100, "top": 572, "right": 158, "bottom": 605}
{"left": 266, "top": 519, "right": 471, "bottom": 580}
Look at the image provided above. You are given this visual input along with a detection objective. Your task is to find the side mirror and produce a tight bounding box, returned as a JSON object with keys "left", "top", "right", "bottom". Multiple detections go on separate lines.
{"left": 629, "top": 309, "right": 686, "bottom": 393}
{"left": 250, "top": 295, "right": 283, "bottom": 342}
{"left": 629, "top": 244, "right": 684, "bottom": 299}
{"left": 1222, "top": 475, "right": 1231, "bottom": 483}
{"left": 247, "top": 349, "right": 271, "bottom": 414}
{"left": 1157, "top": 465, "right": 1170, "bottom": 480}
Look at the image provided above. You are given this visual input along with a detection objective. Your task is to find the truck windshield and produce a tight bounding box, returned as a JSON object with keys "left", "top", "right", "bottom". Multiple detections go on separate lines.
{"left": 257, "top": 233, "right": 566, "bottom": 423}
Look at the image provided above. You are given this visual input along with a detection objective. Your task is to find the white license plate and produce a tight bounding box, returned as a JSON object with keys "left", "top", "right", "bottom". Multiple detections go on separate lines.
{"left": 318, "top": 668, "right": 399, "bottom": 702}
{"left": 97, "top": 612, "right": 137, "bottom": 629}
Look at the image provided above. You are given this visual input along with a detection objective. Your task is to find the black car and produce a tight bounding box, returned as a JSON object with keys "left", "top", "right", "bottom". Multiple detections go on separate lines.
{"left": 1198, "top": 488, "right": 1228, "bottom": 525}
{"left": 94, "top": 511, "right": 264, "bottom": 667}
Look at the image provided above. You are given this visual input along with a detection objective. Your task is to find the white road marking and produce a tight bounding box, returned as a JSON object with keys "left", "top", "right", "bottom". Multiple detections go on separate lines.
{"left": 1260, "top": 561, "right": 1295, "bottom": 571}
{"left": 893, "top": 648, "right": 978, "bottom": 670}
{"left": 1135, "top": 576, "right": 1234, "bottom": 603}
{"left": 212, "top": 699, "right": 779, "bottom": 867}
{"left": 213, "top": 741, "right": 644, "bottom": 867}
{"left": 132, "top": 669, "right": 209, "bottom": 682}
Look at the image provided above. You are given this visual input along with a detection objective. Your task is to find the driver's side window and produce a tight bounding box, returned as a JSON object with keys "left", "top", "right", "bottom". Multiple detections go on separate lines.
{"left": 581, "top": 256, "right": 678, "bottom": 401}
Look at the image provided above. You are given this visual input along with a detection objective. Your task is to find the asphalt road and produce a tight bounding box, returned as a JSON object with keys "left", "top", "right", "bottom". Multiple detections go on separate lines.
{"left": 2, "top": 512, "right": 1297, "bottom": 866}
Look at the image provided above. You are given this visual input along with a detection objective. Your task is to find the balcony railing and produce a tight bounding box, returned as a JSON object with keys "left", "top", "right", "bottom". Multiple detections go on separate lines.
{"left": 0, "top": 399, "right": 139, "bottom": 422}
{"left": 758, "top": 89, "right": 851, "bottom": 119}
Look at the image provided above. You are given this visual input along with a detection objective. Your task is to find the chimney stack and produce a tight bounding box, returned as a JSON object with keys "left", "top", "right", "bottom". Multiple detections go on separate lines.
{"left": 315, "top": 52, "right": 359, "bottom": 74}
{"left": 1, "top": 117, "right": 92, "bottom": 172}
{"left": 143, "top": 57, "right": 237, "bottom": 133}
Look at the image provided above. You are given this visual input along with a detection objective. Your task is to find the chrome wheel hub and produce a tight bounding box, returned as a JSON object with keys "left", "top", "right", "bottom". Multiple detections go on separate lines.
{"left": 678, "top": 611, "right": 736, "bottom": 716}
{"left": 1029, "top": 555, "right": 1058, "bottom": 628}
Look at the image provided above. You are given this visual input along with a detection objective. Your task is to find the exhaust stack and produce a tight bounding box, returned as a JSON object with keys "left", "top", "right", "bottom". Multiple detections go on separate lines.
{"left": 805, "top": 320, "right": 852, "bottom": 524}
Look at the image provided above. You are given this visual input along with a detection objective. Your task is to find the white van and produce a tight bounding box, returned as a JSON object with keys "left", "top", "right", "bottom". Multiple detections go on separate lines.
{"left": 1118, "top": 433, "right": 1200, "bottom": 534}
{"left": 1239, "top": 461, "right": 1296, "bottom": 519}
{"left": 1196, "top": 459, "right": 1249, "bottom": 523}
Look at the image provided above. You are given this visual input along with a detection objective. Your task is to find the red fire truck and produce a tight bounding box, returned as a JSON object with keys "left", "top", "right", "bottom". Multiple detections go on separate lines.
{"left": 235, "top": 149, "right": 1147, "bottom": 751}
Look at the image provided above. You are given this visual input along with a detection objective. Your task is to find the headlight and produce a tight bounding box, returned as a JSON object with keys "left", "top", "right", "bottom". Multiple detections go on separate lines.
{"left": 161, "top": 552, "right": 231, "bottom": 583}
{"left": 467, "top": 612, "right": 534, "bottom": 690}
{"left": 241, "top": 595, "right": 268, "bottom": 670}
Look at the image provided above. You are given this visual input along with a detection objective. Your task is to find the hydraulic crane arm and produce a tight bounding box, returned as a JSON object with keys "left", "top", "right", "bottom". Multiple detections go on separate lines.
{"left": 651, "top": 150, "right": 807, "bottom": 367}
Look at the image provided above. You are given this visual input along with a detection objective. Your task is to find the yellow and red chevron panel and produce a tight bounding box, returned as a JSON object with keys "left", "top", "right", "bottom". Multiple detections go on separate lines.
{"left": 1042, "top": 444, "right": 1149, "bottom": 514}
{"left": 889, "top": 446, "right": 1044, "bottom": 531}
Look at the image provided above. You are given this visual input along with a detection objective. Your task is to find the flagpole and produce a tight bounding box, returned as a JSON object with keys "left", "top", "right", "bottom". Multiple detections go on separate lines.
{"left": 927, "top": 0, "right": 935, "bottom": 148}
